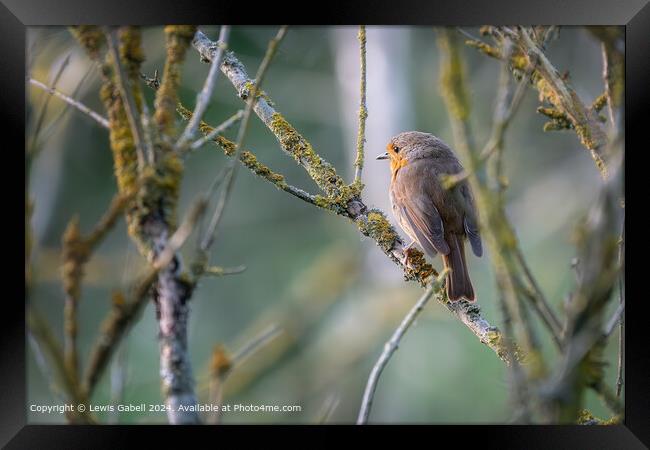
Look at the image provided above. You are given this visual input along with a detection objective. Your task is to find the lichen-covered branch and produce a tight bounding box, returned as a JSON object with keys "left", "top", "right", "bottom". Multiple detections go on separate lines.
{"left": 176, "top": 26, "right": 231, "bottom": 151}
{"left": 438, "top": 29, "right": 548, "bottom": 406}
{"left": 61, "top": 192, "right": 133, "bottom": 391}
{"left": 191, "top": 30, "right": 510, "bottom": 365}
{"left": 467, "top": 26, "right": 611, "bottom": 179}
{"left": 540, "top": 141, "right": 623, "bottom": 422}
{"left": 72, "top": 25, "right": 201, "bottom": 424}
{"left": 199, "top": 25, "right": 288, "bottom": 253}
{"left": 354, "top": 25, "right": 367, "bottom": 183}
{"left": 176, "top": 104, "right": 318, "bottom": 206}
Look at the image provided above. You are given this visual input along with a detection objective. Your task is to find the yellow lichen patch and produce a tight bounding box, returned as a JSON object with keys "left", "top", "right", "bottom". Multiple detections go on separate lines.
{"left": 356, "top": 210, "right": 400, "bottom": 254}
{"left": 269, "top": 112, "right": 343, "bottom": 197}
{"left": 464, "top": 39, "right": 501, "bottom": 59}
{"left": 314, "top": 180, "right": 364, "bottom": 214}
{"left": 101, "top": 81, "right": 139, "bottom": 197}
{"left": 509, "top": 53, "right": 529, "bottom": 72}
{"left": 591, "top": 92, "right": 608, "bottom": 112}
{"left": 577, "top": 409, "right": 619, "bottom": 425}
{"left": 403, "top": 248, "right": 437, "bottom": 285}
{"left": 241, "top": 80, "right": 273, "bottom": 104}
{"left": 487, "top": 329, "right": 526, "bottom": 365}
{"left": 111, "top": 291, "right": 126, "bottom": 308}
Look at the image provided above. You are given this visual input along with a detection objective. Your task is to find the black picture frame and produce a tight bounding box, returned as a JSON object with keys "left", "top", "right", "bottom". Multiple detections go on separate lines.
{"left": 3, "top": 0, "right": 647, "bottom": 447}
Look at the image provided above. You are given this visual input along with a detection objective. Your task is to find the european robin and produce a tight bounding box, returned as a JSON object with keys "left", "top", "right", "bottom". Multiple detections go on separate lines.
{"left": 377, "top": 131, "right": 482, "bottom": 301}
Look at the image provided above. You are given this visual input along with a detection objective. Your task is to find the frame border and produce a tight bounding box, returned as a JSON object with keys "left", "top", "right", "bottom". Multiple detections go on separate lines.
{"left": 4, "top": 0, "right": 647, "bottom": 446}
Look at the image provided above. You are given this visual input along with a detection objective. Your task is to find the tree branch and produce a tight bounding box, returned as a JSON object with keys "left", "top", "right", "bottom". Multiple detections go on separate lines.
{"left": 191, "top": 29, "right": 512, "bottom": 365}
{"left": 106, "top": 28, "right": 148, "bottom": 172}
{"left": 29, "top": 78, "right": 109, "bottom": 129}
{"left": 357, "top": 283, "right": 437, "bottom": 424}
{"left": 200, "top": 25, "right": 288, "bottom": 253}
{"left": 354, "top": 25, "right": 367, "bottom": 183}
{"left": 512, "top": 27, "right": 609, "bottom": 179}
{"left": 176, "top": 26, "right": 231, "bottom": 152}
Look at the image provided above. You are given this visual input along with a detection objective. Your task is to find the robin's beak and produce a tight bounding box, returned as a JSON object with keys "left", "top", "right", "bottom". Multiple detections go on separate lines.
{"left": 376, "top": 152, "right": 389, "bottom": 160}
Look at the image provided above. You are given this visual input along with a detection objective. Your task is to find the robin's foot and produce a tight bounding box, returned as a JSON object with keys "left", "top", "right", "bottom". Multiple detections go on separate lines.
{"left": 400, "top": 241, "right": 417, "bottom": 267}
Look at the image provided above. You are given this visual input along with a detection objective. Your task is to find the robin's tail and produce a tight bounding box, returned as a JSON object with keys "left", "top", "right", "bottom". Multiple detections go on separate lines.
{"left": 442, "top": 234, "right": 475, "bottom": 302}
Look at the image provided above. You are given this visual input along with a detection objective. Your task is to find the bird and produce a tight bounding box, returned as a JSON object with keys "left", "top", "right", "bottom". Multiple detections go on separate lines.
{"left": 377, "top": 131, "right": 482, "bottom": 301}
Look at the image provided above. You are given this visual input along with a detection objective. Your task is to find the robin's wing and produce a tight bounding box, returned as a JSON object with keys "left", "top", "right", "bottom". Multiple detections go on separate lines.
{"left": 460, "top": 183, "right": 483, "bottom": 257}
{"left": 393, "top": 164, "right": 450, "bottom": 256}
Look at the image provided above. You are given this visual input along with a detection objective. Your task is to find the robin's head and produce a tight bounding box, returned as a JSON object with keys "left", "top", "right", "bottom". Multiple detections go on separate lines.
{"left": 377, "top": 131, "right": 454, "bottom": 169}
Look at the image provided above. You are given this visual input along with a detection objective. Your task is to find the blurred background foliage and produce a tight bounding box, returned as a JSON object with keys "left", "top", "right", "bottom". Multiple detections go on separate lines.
{"left": 27, "top": 25, "right": 622, "bottom": 424}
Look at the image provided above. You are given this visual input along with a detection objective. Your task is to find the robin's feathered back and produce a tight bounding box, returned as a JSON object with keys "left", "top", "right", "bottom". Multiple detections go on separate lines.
{"left": 381, "top": 131, "right": 482, "bottom": 301}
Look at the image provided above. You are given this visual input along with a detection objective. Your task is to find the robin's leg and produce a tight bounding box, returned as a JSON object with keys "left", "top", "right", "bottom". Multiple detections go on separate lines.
{"left": 400, "top": 240, "right": 417, "bottom": 266}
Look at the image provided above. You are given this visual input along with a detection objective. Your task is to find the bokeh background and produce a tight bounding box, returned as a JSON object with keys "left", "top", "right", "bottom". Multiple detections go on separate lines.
{"left": 26, "top": 26, "right": 623, "bottom": 424}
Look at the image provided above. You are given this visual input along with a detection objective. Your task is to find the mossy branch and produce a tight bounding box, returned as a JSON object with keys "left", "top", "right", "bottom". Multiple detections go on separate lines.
{"left": 466, "top": 26, "right": 610, "bottom": 179}
{"left": 439, "top": 29, "right": 550, "bottom": 419}
{"left": 71, "top": 25, "right": 201, "bottom": 424}
{"left": 191, "top": 29, "right": 510, "bottom": 365}
{"left": 61, "top": 191, "right": 133, "bottom": 391}
{"left": 354, "top": 25, "right": 367, "bottom": 183}
{"left": 513, "top": 27, "right": 609, "bottom": 178}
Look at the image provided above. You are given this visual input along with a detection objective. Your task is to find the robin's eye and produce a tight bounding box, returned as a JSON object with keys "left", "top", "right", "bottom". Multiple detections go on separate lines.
{"left": 393, "top": 145, "right": 400, "bottom": 153}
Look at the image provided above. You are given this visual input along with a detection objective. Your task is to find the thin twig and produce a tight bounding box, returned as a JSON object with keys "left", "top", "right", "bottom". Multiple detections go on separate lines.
{"left": 200, "top": 25, "right": 288, "bottom": 252}
{"left": 106, "top": 28, "right": 148, "bottom": 172}
{"left": 29, "top": 53, "right": 71, "bottom": 153}
{"left": 438, "top": 27, "right": 545, "bottom": 385}
{"left": 203, "top": 264, "right": 247, "bottom": 277}
{"left": 514, "top": 247, "right": 563, "bottom": 348}
{"left": 443, "top": 44, "right": 530, "bottom": 189}
{"left": 176, "top": 26, "right": 231, "bottom": 152}
{"left": 229, "top": 324, "right": 283, "bottom": 370}
{"left": 603, "top": 299, "right": 625, "bottom": 338}
{"left": 206, "top": 325, "right": 282, "bottom": 424}
{"left": 27, "top": 304, "right": 95, "bottom": 423}
{"left": 39, "top": 65, "right": 96, "bottom": 144}
{"left": 174, "top": 103, "right": 318, "bottom": 207}
{"left": 357, "top": 283, "right": 437, "bottom": 424}
{"left": 354, "top": 25, "right": 367, "bottom": 184}
{"left": 189, "top": 109, "right": 244, "bottom": 151}
{"left": 29, "top": 78, "right": 109, "bottom": 129}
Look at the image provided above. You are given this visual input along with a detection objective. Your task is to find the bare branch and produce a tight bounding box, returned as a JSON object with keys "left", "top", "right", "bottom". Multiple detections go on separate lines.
{"left": 357, "top": 282, "right": 438, "bottom": 424}
{"left": 203, "top": 264, "right": 247, "bottom": 277}
{"left": 189, "top": 109, "right": 243, "bottom": 151}
{"left": 29, "top": 53, "right": 71, "bottom": 153}
{"left": 176, "top": 26, "right": 231, "bottom": 151}
{"left": 29, "top": 78, "right": 109, "bottom": 129}
{"left": 27, "top": 305, "right": 95, "bottom": 423}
